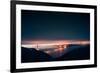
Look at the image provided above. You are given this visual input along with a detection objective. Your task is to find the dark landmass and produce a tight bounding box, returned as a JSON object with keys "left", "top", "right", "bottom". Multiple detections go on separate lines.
{"left": 21, "top": 47, "right": 53, "bottom": 63}
{"left": 21, "top": 44, "right": 90, "bottom": 63}
{"left": 56, "top": 44, "right": 90, "bottom": 61}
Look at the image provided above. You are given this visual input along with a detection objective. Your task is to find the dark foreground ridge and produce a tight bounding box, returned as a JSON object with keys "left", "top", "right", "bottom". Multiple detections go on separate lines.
{"left": 21, "top": 44, "right": 90, "bottom": 63}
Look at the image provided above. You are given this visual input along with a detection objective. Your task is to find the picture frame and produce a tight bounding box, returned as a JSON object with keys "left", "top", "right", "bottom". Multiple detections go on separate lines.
{"left": 10, "top": 0, "right": 97, "bottom": 72}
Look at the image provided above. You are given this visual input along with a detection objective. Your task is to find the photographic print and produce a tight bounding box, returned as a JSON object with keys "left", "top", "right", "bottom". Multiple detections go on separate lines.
{"left": 21, "top": 10, "right": 90, "bottom": 63}
{"left": 11, "top": 0, "right": 97, "bottom": 72}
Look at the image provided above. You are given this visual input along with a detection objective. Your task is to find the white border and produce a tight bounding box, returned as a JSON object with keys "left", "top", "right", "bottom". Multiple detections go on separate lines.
{"left": 16, "top": 4, "right": 95, "bottom": 69}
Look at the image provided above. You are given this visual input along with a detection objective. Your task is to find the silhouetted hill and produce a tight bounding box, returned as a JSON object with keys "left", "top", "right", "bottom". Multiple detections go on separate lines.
{"left": 56, "top": 44, "right": 90, "bottom": 61}
{"left": 21, "top": 47, "right": 53, "bottom": 63}
{"left": 21, "top": 44, "right": 90, "bottom": 63}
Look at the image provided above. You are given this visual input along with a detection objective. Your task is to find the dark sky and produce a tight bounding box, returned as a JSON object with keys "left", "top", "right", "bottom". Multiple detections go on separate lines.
{"left": 21, "top": 10, "right": 90, "bottom": 41}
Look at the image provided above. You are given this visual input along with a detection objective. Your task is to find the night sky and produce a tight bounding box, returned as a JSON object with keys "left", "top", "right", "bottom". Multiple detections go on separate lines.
{"left": 21, "top": 10, "right": 90, "bottom": 41}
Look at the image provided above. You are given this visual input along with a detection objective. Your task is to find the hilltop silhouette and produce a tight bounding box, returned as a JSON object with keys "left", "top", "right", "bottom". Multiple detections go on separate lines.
{"left": 21, "top": 47, "right": 53, "bottom": 63}
{"left": 56, "top": 44, "right": 90, "bottom": 61}
{"left": 21, "top": 44, "right": 90, "bottom": 63}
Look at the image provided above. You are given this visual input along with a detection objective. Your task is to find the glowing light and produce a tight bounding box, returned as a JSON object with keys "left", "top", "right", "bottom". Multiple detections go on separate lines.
{"left": 22, "top": 40, "right": 90, "bottom": 50}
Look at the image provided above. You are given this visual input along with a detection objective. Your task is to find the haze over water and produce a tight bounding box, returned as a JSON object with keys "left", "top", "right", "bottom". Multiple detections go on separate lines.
{"left": 22, "top": 40, "right": 90, "bottom": 57}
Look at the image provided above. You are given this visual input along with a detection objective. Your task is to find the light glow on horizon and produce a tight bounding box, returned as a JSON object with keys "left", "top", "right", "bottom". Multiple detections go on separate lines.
{"left": 22, "top": 40, "right": 90, "bottom": 50}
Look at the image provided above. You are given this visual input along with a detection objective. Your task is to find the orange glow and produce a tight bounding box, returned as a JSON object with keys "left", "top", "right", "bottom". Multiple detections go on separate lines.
{"left": 22, "top": 40, "right": 90, "bottom": 50}
{"left": 56, "top": 44, "right": 68, "bottom": 52}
